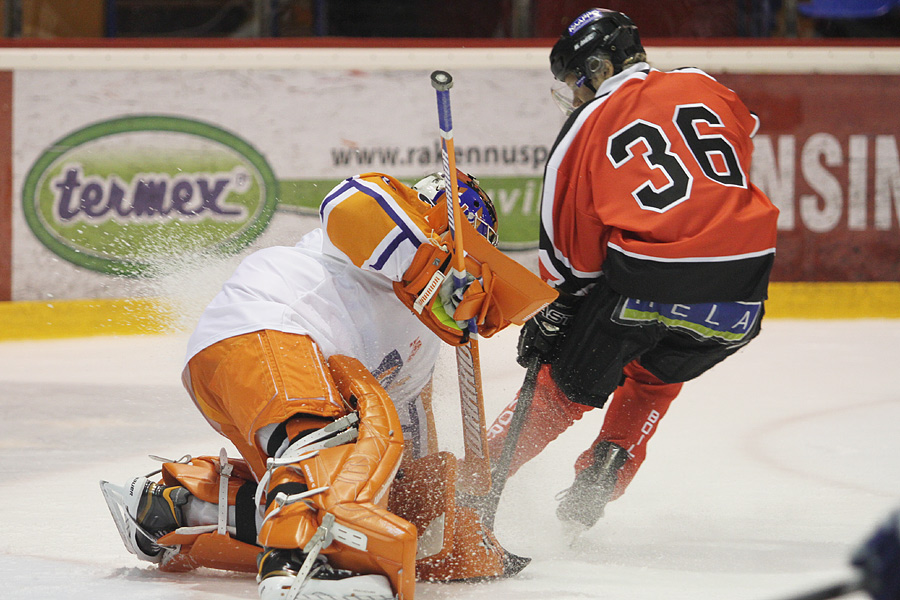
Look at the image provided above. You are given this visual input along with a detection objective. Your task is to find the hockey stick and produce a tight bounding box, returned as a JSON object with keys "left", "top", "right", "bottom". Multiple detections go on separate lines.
{"left": 431, "top": 70, "right": 492, "bottom": 496}
{"left": 480, "top": 357, "right": 540, "bottom": 530}
{"left": 768, "top": 578, "right": 865, "bottom": 600}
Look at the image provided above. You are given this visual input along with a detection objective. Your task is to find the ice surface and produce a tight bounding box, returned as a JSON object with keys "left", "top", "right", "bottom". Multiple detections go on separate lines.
{"left": 1, "top": 320, "right": 898, "bottom": 600}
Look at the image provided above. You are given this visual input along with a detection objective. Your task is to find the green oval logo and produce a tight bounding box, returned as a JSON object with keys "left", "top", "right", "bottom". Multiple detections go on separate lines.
{"left": 22, "top": 115, "right": 279, "bottom": 277}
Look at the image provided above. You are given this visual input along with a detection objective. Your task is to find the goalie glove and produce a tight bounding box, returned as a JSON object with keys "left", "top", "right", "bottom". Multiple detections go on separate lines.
{"left": 516, "top": 294, "right": 580, "bottom": 368}
{"left": 435, "top": 273, "right": 477, "bottom": 330}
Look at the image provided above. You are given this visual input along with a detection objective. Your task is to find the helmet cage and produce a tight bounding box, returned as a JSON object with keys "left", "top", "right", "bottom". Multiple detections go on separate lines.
{"left": 413, "top": 171, "right": 499, "bottom": 247}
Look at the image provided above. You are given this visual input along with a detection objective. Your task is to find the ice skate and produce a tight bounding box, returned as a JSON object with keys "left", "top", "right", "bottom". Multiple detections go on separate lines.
{"left": 99, "top": 476, "right": 190, "bottom": 563}
{"left": 257, "top": 547, "right": 395, "bottom": 600}
{"left": 556, "top": 441, "right": 629, "bottom": 532}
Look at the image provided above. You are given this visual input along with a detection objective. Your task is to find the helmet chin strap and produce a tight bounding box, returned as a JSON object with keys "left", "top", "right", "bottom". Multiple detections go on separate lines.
{"left": 576, "top": 74, "right": 597, "bottom": 94}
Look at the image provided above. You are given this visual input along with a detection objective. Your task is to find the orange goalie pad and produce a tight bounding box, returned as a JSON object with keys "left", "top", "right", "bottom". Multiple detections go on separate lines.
{"left": 395, "top": 215, "right": 558, "bottom": 345}
{"left": 325, "top": 354, "right": 406, "bottom": 507}
{"left": 160, "top": 455, "right": 255, "bottom": 505}
{"left": 156, "top": 531, "right": 260, "bottom": 573}
{"left": 153, "top": 456, "right": 262, "bottom": 574}
{"left": 389, "top": 451, "right": 528, "bottom": 582}
{"left": 258, "top": 354, "right": 417, "bottom": 600}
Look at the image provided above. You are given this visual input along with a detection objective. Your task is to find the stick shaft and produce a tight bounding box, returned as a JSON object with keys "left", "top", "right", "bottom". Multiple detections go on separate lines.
{"left": 431, "top": 70, "right": 491, "bottom": 495}
{"left": 431, "top": 71, "right": 467, "bottom": 289}
{"left": 455, "top": 340, "right": 490, "bottom": 494}
{"left": 481, "top": 358, "right": 540, "bottom": 528}
{"left": 772, "top": 579, "right": 865, "bottom": 600}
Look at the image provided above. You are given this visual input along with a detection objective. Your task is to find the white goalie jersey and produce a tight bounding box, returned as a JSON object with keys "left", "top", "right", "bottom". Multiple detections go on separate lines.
{"left": 185, "top": 173, "right": 443, "bottom": 457}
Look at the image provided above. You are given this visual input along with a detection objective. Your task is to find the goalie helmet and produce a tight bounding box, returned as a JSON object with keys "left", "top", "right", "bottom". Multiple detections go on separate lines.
{"left": 413, "top": 171, "right": 499, "bottom": 247}
{"left": 550, "top": 8, "right": 645, "bottom": 86}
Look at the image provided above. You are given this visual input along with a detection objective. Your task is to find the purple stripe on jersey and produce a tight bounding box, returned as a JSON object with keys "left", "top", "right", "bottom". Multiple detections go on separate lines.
{"left": 319, "top": 178, "right": 355, "bottom": 219}
{"left": 322, "top": 178, "right": 423, "bottom": 270}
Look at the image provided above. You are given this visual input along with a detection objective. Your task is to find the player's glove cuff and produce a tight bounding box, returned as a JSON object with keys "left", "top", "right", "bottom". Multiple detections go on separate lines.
{"left": 516, "top": 294, "right": 580, "bottom": 367}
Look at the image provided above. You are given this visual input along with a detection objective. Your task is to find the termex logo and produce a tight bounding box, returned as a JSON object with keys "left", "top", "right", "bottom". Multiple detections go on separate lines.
{"left": 22, "top": 115, "right": 278, "bottom": 277}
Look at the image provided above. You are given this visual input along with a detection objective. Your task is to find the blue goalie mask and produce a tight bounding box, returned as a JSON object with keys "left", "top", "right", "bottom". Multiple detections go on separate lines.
{"left": 413, "top": 170, "right": 499, "bottom": 247}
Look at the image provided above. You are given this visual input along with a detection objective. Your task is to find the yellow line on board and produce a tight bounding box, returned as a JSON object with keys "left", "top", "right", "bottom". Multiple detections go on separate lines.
{"left": 766, "top": 282, "right": 900, "bottom": 319}
{"left": 0, "top": 298, "right": 176, "bottom": 341}
{"left": 0, "top": 282, "right": 897, "bottom": 341}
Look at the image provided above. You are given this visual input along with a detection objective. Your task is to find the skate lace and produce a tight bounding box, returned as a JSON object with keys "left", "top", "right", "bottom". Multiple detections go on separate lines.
{"left": 554, "top": 466, "right": 608, "bottom": 502}
{"left": 554, "top": 484, "right": 577, "bottom": 502}
{"left": 144, "top": 453, "right": 192, "bottom": 477}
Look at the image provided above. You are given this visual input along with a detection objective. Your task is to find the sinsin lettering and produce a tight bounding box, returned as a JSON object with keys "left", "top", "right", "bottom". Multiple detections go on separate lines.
{"left": 51, "top": 165, "right": 250, "bottom": 223}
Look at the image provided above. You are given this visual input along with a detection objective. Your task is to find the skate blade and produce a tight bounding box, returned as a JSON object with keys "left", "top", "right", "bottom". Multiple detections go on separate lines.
{"left": 99, "top": 480, "right": 163, "bottom": 563}
{"left": 560, "top": 519, "right": 590, "bottom": 548}
{"left": 99, "top": 481, "right": 139, "bottom": 555}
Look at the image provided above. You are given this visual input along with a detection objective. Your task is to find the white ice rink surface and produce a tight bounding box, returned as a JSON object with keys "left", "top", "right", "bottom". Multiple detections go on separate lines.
{"left": 1, "top": 319, "right": 899, "bottom": 600}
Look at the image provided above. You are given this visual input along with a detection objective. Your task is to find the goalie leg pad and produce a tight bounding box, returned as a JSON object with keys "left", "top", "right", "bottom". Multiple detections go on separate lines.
{"left": 101, "top": 452, "right": 264, "bottom": 574}
{"left": 100, "top": 473, "right": 261, "bottom": 573}
{"left": 177, "top": 454, "right": 263, "bottom": 572}
{"left": 256, "top": 354, "right": 417, "bottom": 600}
{"left": 156, "top": 531, "right": 261, "bottom": 573}
{"left": 160, "top": 454, "right": 256, "bottom": 506}
{"left": 182, "top": 330, "right": 350, "bottom": 477}
{"left": 257, "top": 444, "right": 417, "bottom": 600}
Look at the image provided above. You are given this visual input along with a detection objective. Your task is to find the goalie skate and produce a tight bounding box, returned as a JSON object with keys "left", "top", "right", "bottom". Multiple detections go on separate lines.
{"left": 258, "top": 568, "right": 395, "bottom": 600}
{"left": 257, "top": 528, "right": 395, "bottom": 600}
{"left": 99, "top": 478, "right": 182, "bottom": 564}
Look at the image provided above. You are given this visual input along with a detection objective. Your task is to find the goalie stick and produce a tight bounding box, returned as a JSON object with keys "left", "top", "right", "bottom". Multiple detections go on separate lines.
{"left": 430, "top": 69, "right": 491, "bottom": 496}
{"left": 479, "top": 357, "right": 540, "bottom": 530}
{"left": 767, "top": 578, "right": 865, "bottom": 600}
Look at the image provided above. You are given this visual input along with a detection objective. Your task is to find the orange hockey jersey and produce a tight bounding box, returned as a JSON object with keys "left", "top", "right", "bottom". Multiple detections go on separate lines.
{"left": 539, "top": 65, "right": 779, "bottom": 303}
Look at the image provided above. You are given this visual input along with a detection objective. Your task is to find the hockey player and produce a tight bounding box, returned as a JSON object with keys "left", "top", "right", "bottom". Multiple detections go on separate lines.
{"left": 100, "top": 171, "right": 549, "bottom": 600}
{"left": 486, "top": 8, "right": 779, "bottom": 534}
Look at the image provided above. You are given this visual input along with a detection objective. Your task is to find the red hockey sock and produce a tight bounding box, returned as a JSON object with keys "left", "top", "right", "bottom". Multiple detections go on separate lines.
{"left": 574, "top": 361, "right": 682, "bottom": 500}
{"left": 487, "top": 364, "right": 593, "bottom": 477}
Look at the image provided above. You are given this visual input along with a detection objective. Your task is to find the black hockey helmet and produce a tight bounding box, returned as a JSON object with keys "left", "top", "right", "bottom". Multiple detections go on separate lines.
{"left": 550, "top": 8, "right": 645, "bottom": 83}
